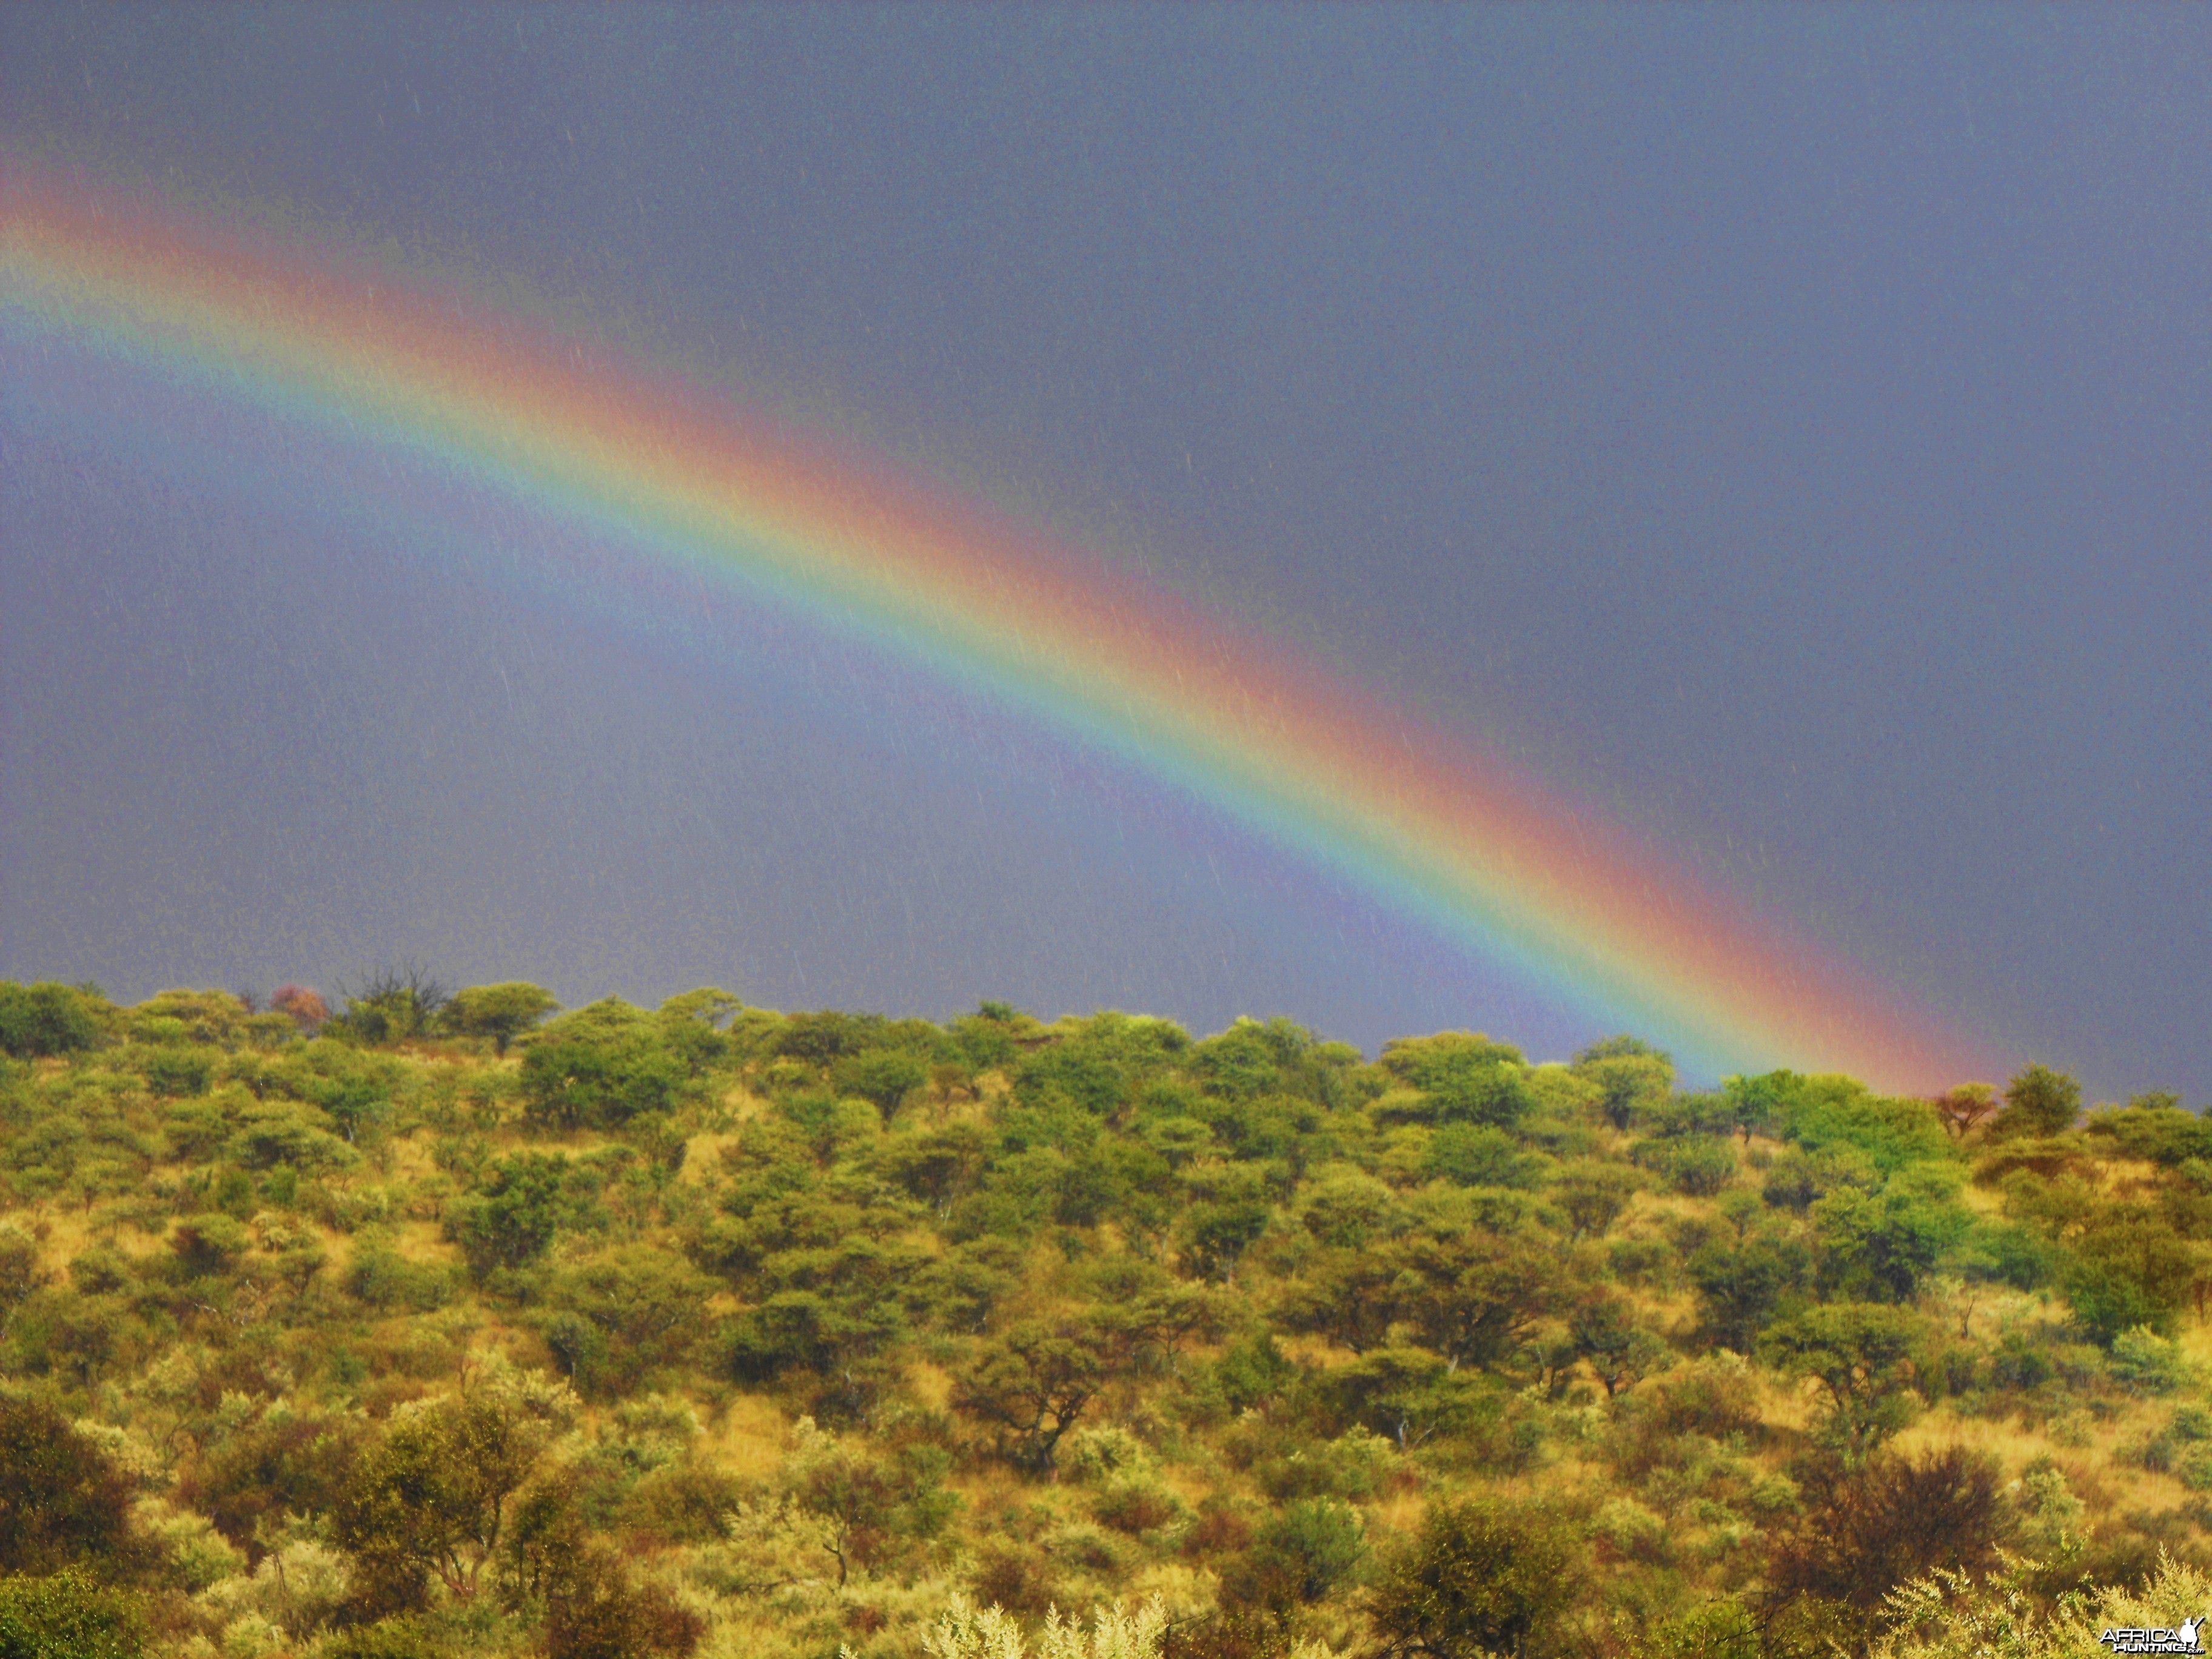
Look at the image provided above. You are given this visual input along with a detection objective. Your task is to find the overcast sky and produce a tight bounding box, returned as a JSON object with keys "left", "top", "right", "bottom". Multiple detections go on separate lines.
{"left": 3, "top": 4, "right": 2205, "bottom": 1099}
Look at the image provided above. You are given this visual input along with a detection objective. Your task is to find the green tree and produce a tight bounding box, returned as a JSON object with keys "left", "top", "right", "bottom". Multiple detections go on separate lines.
{"left": 1810, "top": 1170, "right": 1972, "bottom": 1304}
{"left": 1396, "top": 1227, "right": 1558, "bottom": 1373}
{"left": 1636, "top": 1135, "right": 1738, "bottom": 1198}
{"left": 0, "top": 983, "right": 102, "bottom": 1059}
{"left": 2062, "top": 1206, "right": 2195, "bottom": 1343}
{"left": 953, "top": 1318, "right": 1110, "bottom": 1475}
{"left": 169, "top": 1212, "right": 252, "bottom": 1278}
{"left": 1235, "top": 1498, "right": 1369, "bottom": 1610}
{"left": 1570, "top": 1295, "right": 1671, "bottom": 1399}
{"left": 443, "top": 984, "right": 560, "bottom": 1056}
{"left": 1993, "top": 1064, "right": 2082, "bottom": 1139}
{"left": 1377, "top": 1033, "right": 1533, "bottom": 1128}
{"left": 335, "top": 1389, "right": 547, "bottom": 1612}
{"left": 1553, "top": 1162, "right": 1641, "bottom": 1241}
{"left": 1369, "top": 1497, "right": 1575, "bottom": 1658}
{"left": 1573, "top": 1037, "right": 1674, "bottom": 1131}
{"left": 446, "top": 1153, "right": 602, "bottom": 1278}
{"left": 1275, "top": 1247, "right": 1408, "bottom": 1356}
{"left": 0, "top": 1569, "right": 144, "bottom": 1659}
{"left": 1760, "top": 1303, "right": 1928, "bottom": 1460}
{"left": 833, "top": 1050, "right": 929, "bottom": 1124}
{"left": 538, "top": 1246, "right": 716, "bottom": 1395}
{"left": 0, "top": 1400, "right": 136, "bottom": 1577}
{"left": 520, "top": 1028, "right": 684, "bottom": 1132}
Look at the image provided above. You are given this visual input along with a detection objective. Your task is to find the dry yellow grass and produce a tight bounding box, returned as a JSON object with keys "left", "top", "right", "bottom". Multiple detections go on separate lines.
{"left": 907, "top": 1359, "right": 954, "bottom": 1412}
{"left": 703, "top": 1389, "right": 793, "bottom": 1482}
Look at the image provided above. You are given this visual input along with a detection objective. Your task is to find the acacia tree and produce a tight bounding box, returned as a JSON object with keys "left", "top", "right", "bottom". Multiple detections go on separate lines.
{"left": 1759, "top": 1303, "right": 1927, "bottom": 1461}
{"left": 1933, "top": 1083, "right": 2000, "bottom": 1139}
{"left": 1569, "top": 1294, "right": 1669, "bottom": 1399}
{"left": 952, "top": 1318, "right": 1109, "bottom": 1476}
{"left": 443, "top": 983, "right": 560, "bottom": 1056}
{"left": 1370, "top": 1498, "right": 1575, "bottom": 1658}
{"left": 334, "top": 1387, "right": 548, "bottom": 1612}
{"left": 0, "top": 1398, "right": 137, "bottom": 1577}
{"left": 1993, "top": 1064, "right": 2082, "bottom": 1139}
{"left": 335, "top": 962, "right": 452, "bottom": 1045}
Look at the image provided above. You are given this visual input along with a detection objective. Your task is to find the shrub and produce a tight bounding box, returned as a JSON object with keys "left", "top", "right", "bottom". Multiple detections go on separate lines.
{"left": 440, "top": 983, "right": 558, "bottom": 1056}
{"left": 520, "top": 1031, "right": 684, "bottom": 1132}
{"left": 345, "top": 1244, "right": 458, "bottom": 1312}
{"left": 1235, "top": 1497, "right": 1368, "bottom": 1607}
{"left": 141, "top": 1048, "right": 212, "bottom": 1099}
{"left": 1369, "top": 1497, "right": 1575, "bottom": 1659}
{"left": 1424, "top": 1123, "right": 1551, "bottom": 1189}
{"left": 1768, "top": 1446, "right": 2003, "bottom": 1612}
{"left": 2110, "top": 1324, "right": 2196, "bottom": 1394}
{"left": 0, "top": 983, "right": 102, "bottom": 1060}
{"left": 320, "top": 1618, "right": 448, "bottom": 1659}
{"left": 169, "top": 1212, "right": 252, "bottom": 1277}
{"left": 1637, "top": 1135, "right": 1738, "bottom": 1197}
{"left": 1991, "top": 1064, "right": 2082, "bottom": 1139}
{"left": 0, "top": 1569, "right": 144, "bottom": 1659}
{"left": 0, "top": 1399, "right": 136, "bottom": 1577}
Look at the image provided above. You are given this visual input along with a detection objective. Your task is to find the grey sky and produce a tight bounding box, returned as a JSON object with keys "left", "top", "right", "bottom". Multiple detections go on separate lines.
{"left": 3, "top": 5, "right": 2205, "bottom": 1098}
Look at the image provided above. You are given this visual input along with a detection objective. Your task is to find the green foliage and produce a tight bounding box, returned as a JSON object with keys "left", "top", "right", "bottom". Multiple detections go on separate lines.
{"left": 538, "top": 1246, "right": 715, "bottom": 1395}
{"left": 0, "top": 982, "right": 104, "bottom": 1061}
{"left": 953, "top": 1317, "right": 1110, "bottom": 1474}
{"left": 520, "top": 1002, "right": 688, "bottom": 1131}
{"left": 1574, "top": 1036, "right": 1674, "bottom": 1130}
{"left": 2085, "top": 1095, "right": 2208, "bottom": 1166}
{"left": 1424, "top": 1123, "right": 1551, "bottom": 1189}
{"left": 334, "top": 1386, "right": 550, "bottom": 1612}
{"left": 1772, "top": 1075, "right": 1954, "bottom": 1172}
{"left": 2062, "top": 1205, "right": 2195, "bottom": 1343}
{"left": 0, "top": 983, "right": 2193, "bottom": 1654}
{"left": 2109, "top": 1325, "right": 2196, "bottom": 1394}
{"left": 441, "top": 982, "right": 560, "bottom": 1055}
{"left": 1635, "top": 1133, "right": 1739, "bottom": 1196}
{"left": 1994, "top": 1063, "right": 2083, "bottom": 1139}
{"left": 1239, "top": 1496, "right": 1368, "bottom": 1607}
{"left": 0, "top": 1399, "right": 136, "bottom": 1577}
{"left": 0, "top": 1569, "right": 144, "bottom": 1659}
{"left": 1760, "top": 1302, "right": 1929, "bottom": 1458}
{"left": 169, "top": 1211, "right": 252, "bottom": 1276}
{"left": 1369, "top": 1497, "right": 1575, "bottom": 1658}
{"left": 1378, "top": 1031, "right": 1532, "bottom": 1127}
{"left": 446, "top": 1152, "right": 605, "bottom": 1278}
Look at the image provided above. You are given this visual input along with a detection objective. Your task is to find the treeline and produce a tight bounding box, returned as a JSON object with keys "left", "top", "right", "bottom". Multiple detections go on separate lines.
{"left": 0, "top": 975, "right": 2202, "bottom": 1659}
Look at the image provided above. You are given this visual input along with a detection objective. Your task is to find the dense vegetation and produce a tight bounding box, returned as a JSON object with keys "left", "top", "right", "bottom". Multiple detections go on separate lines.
{"left": 0, "top": 973, "right": 2203, "bottom": 1659}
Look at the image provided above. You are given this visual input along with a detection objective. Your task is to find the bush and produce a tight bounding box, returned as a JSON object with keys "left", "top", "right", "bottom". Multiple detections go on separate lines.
{"left": 1424, "top": 1124, "right": 1551, "bottom": 1189}
{"left": 0, "top": 983, "right": 102, "bottom": 1060}
{"left": 1636, "top": 1135, "right": 1738, "bottom": 1197}
{"left": 0, "top": 1400, "right": 136, "bottom": 1577}
{"left": 1369, "top": 1497, "right": 1575, "bottom": 1658}
{"left": 319, "top": 1618, "right": 449, "bottom": 1659}
{"left": 0, "top": 1569, "right": 144, "bottom": 1659}
{"left": 1768, "top": 1446, "right": 2002, "bottom": 1613}
{"left": 2110, "top": 1325, "right": 2196, "bottom": 1395}
{"left": 1235, "top": 1497, "right": 1368, "bottom": 1607}
{"left": 346, "top": 1244, "right": 458, "bottom": 1312}
{"left": 169, "top": 1212, "right": 252, "bottom": 1277}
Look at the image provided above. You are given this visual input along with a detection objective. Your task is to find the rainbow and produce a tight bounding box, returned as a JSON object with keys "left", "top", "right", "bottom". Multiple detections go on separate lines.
{"left": 0, "top": 166, "right": 1992, "bottom": 1089}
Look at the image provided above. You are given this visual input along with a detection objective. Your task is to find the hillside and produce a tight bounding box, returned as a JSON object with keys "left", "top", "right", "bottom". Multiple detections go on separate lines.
{"left": 0, "top": 976, "right": 2202, "bottom": 1659}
